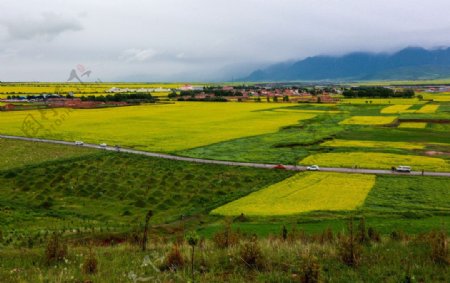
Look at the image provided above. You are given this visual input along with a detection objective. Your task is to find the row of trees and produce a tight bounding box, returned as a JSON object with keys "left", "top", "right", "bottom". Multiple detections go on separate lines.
{"left": 6, "top": 94, "right": 67, "bottom": 100}
{"left": 80, "top": 93, "right": 156, "bottom": 102}
{"left": 343, "top": 87, "right": 415, "bottom": 98}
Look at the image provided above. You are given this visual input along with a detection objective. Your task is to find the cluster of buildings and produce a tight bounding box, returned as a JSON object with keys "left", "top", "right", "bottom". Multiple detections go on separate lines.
{"left": 422, "top": 86, "right": 450, "bottom": 93}
{"left": 186, "top": 86, "right": 340, "bottom": 103}
{"left": 106, "top": 84, "right": 205, "bottom": 93}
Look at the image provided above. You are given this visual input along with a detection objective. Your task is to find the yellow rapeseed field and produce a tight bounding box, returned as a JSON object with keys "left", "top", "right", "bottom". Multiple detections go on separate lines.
{"left": 418, "top": 93, "right": 450, "bottom": 102}
{"left": 320, "top": 139, "right": 425, "bottom": 150}
{"left": 380, "top": 104, "right": 439, "bottom": 114}
{"left": 339, "top": 116, "right": 397, "bottom": 125}
{"left": 398, "top": 122, "right": 427, "bottom": 129}
{"left": 339, "top": 98, "right": 424, "bottom": 105}
{"left": 432, "top": 96, "right": 450, "bottom": 102}
{"left": 0, "top": 83, "right": 198, "bottom": 98}
{"left": 274, "top": 109, "right": 343, "bottom": 114}
{"left": 416, "top": 104, "right": 439, "bottom": 113}
{"left": 0, "top": 102, "right": 315, "bottom": 152}
{"left": 380, "top": 105, "right": 413, "bottom": 114}
{"left": 300, "top": 152, "right": 450, "bottom": 171}
{"left": 211, "top": 172, "right": 376, "bottom": 216}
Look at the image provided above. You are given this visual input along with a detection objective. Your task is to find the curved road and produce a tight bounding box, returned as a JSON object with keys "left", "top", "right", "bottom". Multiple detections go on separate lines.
{"left": 2, "top": 134, "right": 450, "bottom": 178}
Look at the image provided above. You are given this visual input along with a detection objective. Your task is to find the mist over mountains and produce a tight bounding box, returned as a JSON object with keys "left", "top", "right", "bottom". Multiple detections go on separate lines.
{"left": 242, "top": 47, "right": 450, "bottom": 82}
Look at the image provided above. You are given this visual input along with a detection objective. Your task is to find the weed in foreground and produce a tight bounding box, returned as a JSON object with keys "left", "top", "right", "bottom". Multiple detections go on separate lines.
{"left": 239, "top": 236, "right": 265, "bottom": 270}
{"left": 337, "top": 219, "right": 362, "bottom": 267}
{"left": 45, "top": 232, "right": 68, "bottom": 265}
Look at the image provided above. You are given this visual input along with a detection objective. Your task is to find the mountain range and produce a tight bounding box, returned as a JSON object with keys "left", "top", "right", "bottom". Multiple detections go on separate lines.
{"left": 241, "top": 47, "right": 450, "bottom": 82}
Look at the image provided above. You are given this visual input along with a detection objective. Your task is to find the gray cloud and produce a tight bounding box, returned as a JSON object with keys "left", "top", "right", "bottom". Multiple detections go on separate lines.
{"left": 1, "top": 12, "right": 82, "bottom": 41}
{"left": 1, "top": 0, "right": 450, "bottom": 81}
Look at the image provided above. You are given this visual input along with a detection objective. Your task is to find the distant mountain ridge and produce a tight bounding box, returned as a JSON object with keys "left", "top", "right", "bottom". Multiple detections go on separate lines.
{"left": 242, "top": 47, "right": 450, "bottom": 82}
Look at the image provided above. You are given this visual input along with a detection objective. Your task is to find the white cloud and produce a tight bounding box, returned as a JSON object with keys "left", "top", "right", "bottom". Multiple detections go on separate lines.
{"left": 118, "top": 48, "right": 157, "bottom": 62}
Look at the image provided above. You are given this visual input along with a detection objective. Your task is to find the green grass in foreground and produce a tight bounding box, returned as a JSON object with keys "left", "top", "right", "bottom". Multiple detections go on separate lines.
{"left": 1, "top": 229, "right": 448, "bottom": 282}
{"left": 0, "top": 138, "right": 95, "bottom": 170}
{"left": 200, "top": 215, "right": 450, "bottom": 238}
{"left": 0, "top": 152, "right": 293, "bottom": 241}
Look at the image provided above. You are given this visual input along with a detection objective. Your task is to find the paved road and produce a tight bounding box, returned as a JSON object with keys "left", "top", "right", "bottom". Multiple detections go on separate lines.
{"left": 2, "top": 134, "right": 450, "bottom": 177}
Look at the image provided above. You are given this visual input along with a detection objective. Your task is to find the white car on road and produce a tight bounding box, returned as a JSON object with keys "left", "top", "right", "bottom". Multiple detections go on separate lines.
{"left": 74, "top": 141, "right": 84, "bottom": 146}
{"left": 306, "top": 165, "right": 320, "bottom": 171}
{"left": 99, "top": 143, "right": 107, "bottom": 148}
{"left": 396, "top": 165, "right": 411, "bottom": 173}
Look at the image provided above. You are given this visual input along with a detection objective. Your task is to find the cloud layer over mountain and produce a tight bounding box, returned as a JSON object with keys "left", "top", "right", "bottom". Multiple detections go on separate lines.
{"left": 1, "top": 0, "right": 450, "bottom": 81}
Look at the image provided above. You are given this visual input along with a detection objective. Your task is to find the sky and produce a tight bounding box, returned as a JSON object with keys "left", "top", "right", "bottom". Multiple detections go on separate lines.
{"left": 1, "top": 0, "right": 450, "bottom": 82}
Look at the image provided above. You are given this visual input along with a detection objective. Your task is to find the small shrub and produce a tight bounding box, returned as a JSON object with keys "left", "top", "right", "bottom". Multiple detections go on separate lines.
{"left": 82, "top": 247, "right": 98, "bottom": 275}
{"left": 368, "top": 227, "right": 381, "bottom": 243}
{"left": 234, "top": 213, "right": 249, "bottom": 222}
{"left": 300, "top": 254, "right": 321, "bottom": 283}
{"left": 45, "top": 233, "right": 68, "bottom": 265}
{"left": 430, "top": 230, "right": 449, "bottom": 265}
{"left": 320, "top": 228, "right": 334, "bottom": 244}
{"left": 357, "top": 217, "right": 369, "bottom": 244}
{"left": 142, "top": 210, "right": 153, "bottom": 252}
{"left": 185, "top": 231, "right": 199, "bottom": 282}
{"left": 282, "top": 225, "right": 288, "bottom": 241}
{"left": 213, "top": 220, "right": 240, "bottom": 249}
{"left": 239, "top": 236, "right": 265, "bottom": 270}
{"left": 127, "top": 227, "right": 142, "bottom": 246}
{"left": 391, "top": 230, "right": 407, "bottom": 241}
{"left": 161, "top": 244, "right": 185, "bottom": 271}
{"left": 288, "top": 227, "right": 307, "bottom": 243}
{"left": 337, "top": 219, "right": 362, "bottom": 267}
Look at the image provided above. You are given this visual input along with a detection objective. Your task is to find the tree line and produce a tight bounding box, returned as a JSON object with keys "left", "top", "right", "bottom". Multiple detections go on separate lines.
{"left": 80, "top": 93, "right": 156, "bottom": 102}
{"left": 343, "top": 87, "right": 415, "bottom": 98}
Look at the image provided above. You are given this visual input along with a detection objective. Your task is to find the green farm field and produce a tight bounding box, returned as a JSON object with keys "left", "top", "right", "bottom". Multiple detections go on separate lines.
{"left": 0, "top": 141, "right": 293, "bottom": 237}
{"left": 1, "top": 103, "right": 449, "bottom": 282}
{"left": 2, "top": 99, "right": 449, "bottom": 170}
{"left": 1, "top": 138, "right": 449, "bottom": 236}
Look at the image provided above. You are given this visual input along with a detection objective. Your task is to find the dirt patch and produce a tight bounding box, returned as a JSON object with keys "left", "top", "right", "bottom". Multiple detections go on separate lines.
{"left": 425, "top": 151, "right": 450, "bottom": 156}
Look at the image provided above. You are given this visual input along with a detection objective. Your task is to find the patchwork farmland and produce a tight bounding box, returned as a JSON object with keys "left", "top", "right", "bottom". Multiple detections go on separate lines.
{"left": 1, "top": 83, "right": 450, "bottom": 282}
